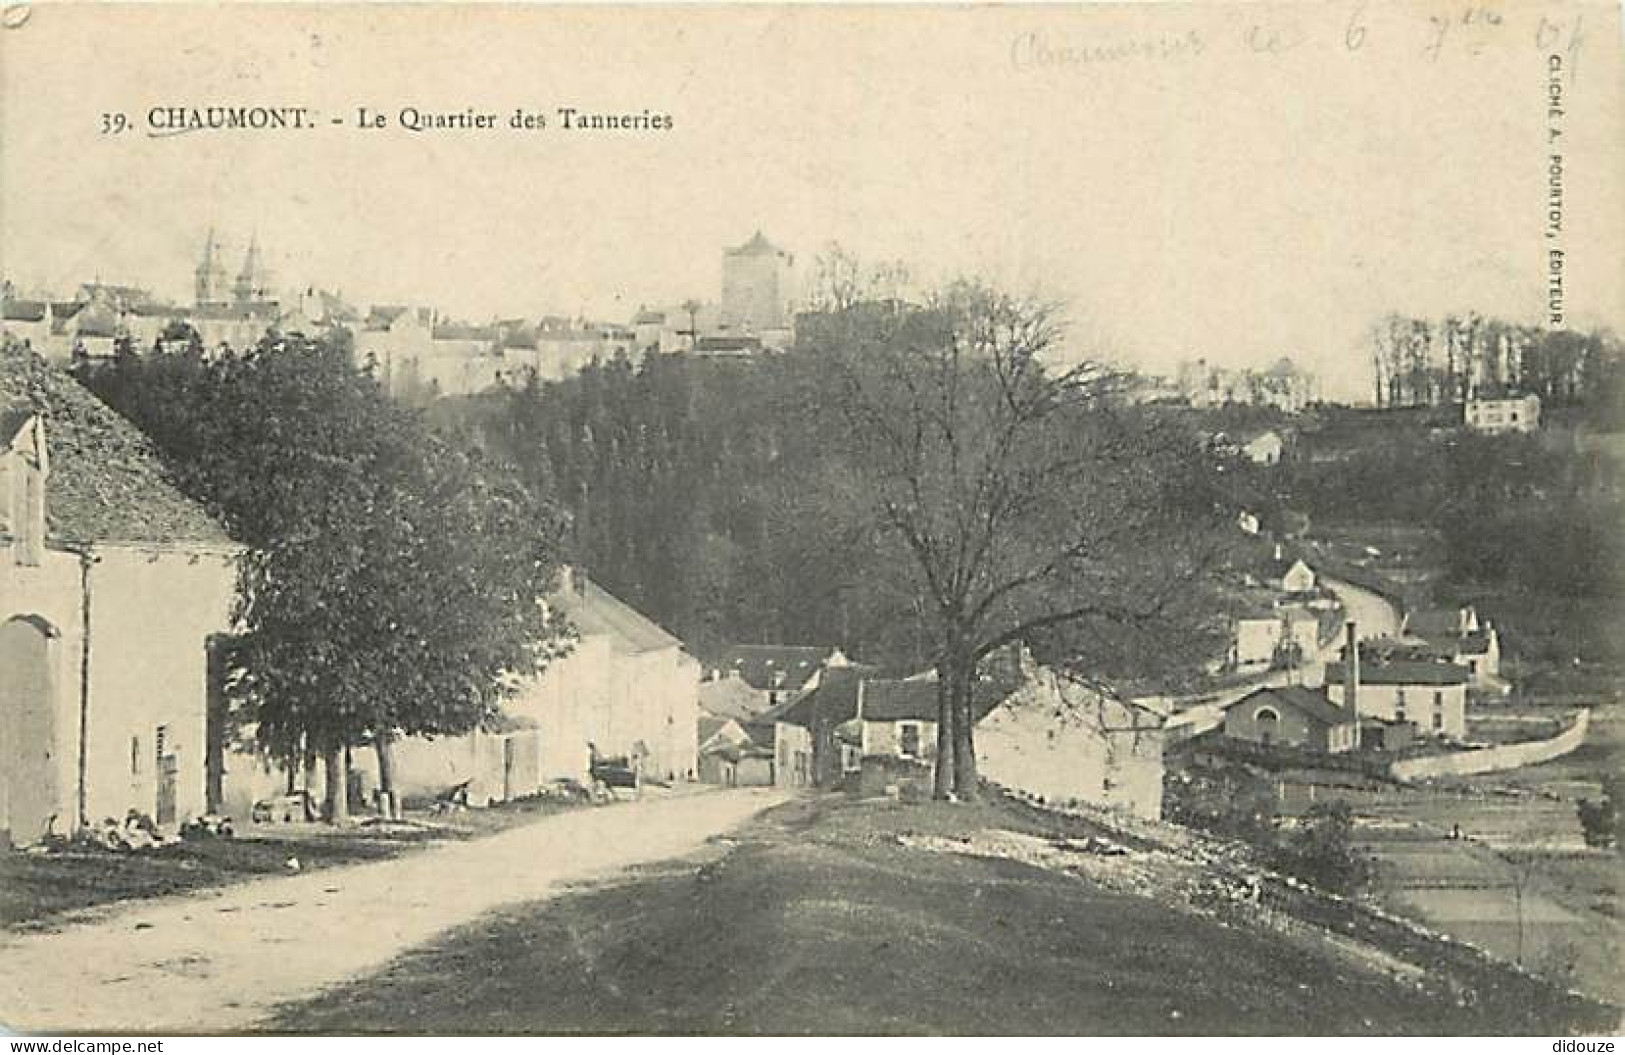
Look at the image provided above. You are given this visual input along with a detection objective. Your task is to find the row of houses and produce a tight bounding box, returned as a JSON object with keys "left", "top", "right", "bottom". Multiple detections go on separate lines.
{"left": 9, "top": 335, "right": 1165, "bottom": 853}
{"left": 1205, "top": 393, "right": 1546, "bottom": 479}
{"left": 11, "top": 329, "right": 1513, "bottom": 850}
{"left": 4, "top": 229, "right": 804, "bottom": 402}
{"left": 0, "top": 282, "right": 361, "bottom": 364}
{"left": 0, "top": 286, "right": 641, "bottom": 401}
{"left": 3, "top": 335, "right": 1170, "bottom": 848}
{"left": 1208, "top": 506, "right": 1508, "bottom": 760}
{"left": 0, "top": 343, "right": 701, "bottom": 846}
{"left": 1176, "top": 358, "right": 1317, "bottom": 415}
{"left": 692, "top": 644, "right": 1169, "bottom": 819}
{"left": 1, "top": 289, "right": 768, "bottom": 404}
{"left": 1205, "top": 392, "right": 1542, "bottom": 473}
{"left": 1217, "top": 602, "right": 1506, "bottom": 758}
{"left": 227, "top": 568, "right": 701, "bottom": 818}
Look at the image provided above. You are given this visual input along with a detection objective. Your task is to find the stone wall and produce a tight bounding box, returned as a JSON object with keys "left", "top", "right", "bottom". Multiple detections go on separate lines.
{"left": 1390, "top": 709, "right": 1590, "bottom": 781}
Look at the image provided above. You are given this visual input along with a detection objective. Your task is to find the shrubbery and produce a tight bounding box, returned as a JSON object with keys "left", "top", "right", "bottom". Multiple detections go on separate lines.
{"left": 1166, "top": 769, "right": 1374, "bottom": 895}
{"left": 1269, "top": 802, "right": 1373, "bottom": 896}
{"left": 1576, "top": 778, "right": 1620, "bottom": 850}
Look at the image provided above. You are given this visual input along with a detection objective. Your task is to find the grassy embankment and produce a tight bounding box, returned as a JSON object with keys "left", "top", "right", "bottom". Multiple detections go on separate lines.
{"left": 268, "top": 792, "right": 1618, "bottom": 1036}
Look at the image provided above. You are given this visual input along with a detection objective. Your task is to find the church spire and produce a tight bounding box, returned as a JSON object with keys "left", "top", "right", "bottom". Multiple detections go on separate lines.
{"left": 195, "top": 227, "right": 229, "bottom": 307}
{"left": 233, "top": 232, "right": 272, "bottom": 304}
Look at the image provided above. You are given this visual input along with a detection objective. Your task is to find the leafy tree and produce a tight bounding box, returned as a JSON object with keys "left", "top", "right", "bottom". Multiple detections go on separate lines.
{"left": 80, "top": 335, "right": 567, "bottom": 821}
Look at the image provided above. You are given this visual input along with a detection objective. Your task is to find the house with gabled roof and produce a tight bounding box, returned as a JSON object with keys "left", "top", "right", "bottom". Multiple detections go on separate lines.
{"left": 1, "top": 298, "right": 53, "bottom": 351}
{"left": 352, "top": 305, "right": 433, "bottom": 397}
{"left": 707, "top": 643, "right": 854, "bottom": 711}
{"left": 334, "top": 568, "right": 701, "bottom": 810}
{"left": 699, "top": 669, "right": 774, "bottom": 723}
{"left": 1, "top": 342, "right": 241, "bottom": 846}
{"left": 1221, "top": 685, "right": 1360, "bottom": 754}
{"left": 1326, "top": 658, "right": 1470, "bottom": 739}
{"left": 696, "top": 714, "right": 773, "bottom": 786}
{"left": 1400, "top": 604, "right": 1506, "bottom": 693}
{"left": 1252, "top": 543, "right": 1316, "bottom": 596}
{"left": 1240, "top": 428, "right": 1285, "bottom": 466}
{"left": 761, "top": 659, "right": 1168, "bottom": 818}
{"left": 1230, "top": 605, "right": 1322, "bottom": 671}
{"left": 977, "top": 666, "right": 1169, "bottom": 818}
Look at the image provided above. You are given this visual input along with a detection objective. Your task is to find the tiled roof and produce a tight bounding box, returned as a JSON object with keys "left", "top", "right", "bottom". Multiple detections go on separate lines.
{"left": 127, "top": 302, "right": 183, "bottom": 319}
{"left": 193, "top": 303, "right": 280, "bottom": 321}
{"left": 865, "top": 677, "right": 1016, "bottom": 723}
{"left": 502, "top": 328, "right": 539, "bottom": 351}
{"left": 1406, "top": 607, "right": 1470, "bottom": 637}
{"left": 1, "top": 403, "right": 34, "bottom": 445}
{"left": 535, "top": 327, "right": 614, "bottom": 343}
{"left": 717, "top": 644, "right": 838, "bottom": 692}
{"left": 73, "top": 310, "right": 121, "bottom": 339}
{"left": 0, "top": 344, "right": 234, "bottom": 546}
{"left": 727, "top": 230, "right": 781, "bottom": 256}
{"left": 311, "top": 291, "right": 360, "bottom": 322}
{"left": 1227, "top": 685, "right": 1353, "bottom": 728}
{"left": 695, "top": 336, "right": 763, "bottom": 354}
{"left": 2, "top": 299, "right": 48, "bottom": 323}
{"left": 551, "top": 576, "right": 681, "bottom": 655}
{"left": 431, "top": 323, "right": 497, "bottom": 342}
{"left": 750, "top": 666, "right": 856, "bottom": 728}
{"left": 80, "top": 282, "right": 151, "bottom": 302}
{"left": 858, "top": 679, "right": 941, "bottom": 722}
{"left": 697, "top": 715, "right": 736, "bottom": 745}
{"left": 766, "top": 670, "right": 1014, "bottom": 729}
{"left": 1327, "top": 660, "right": 1470, "bottom": 687}
{"left": 699, "top": 674, "right": 773, "bottom": 721}
{"left": 363, "top": 305, "right": 416, "bottom": 331}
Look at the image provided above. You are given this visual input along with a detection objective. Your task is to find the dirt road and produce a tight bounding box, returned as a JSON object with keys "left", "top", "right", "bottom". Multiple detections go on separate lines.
{"left": 0, "top": 787, "right": 786, "bottom": 1034}
{"left": 1321, "top": 576, "right": 1402, "bottom": 645}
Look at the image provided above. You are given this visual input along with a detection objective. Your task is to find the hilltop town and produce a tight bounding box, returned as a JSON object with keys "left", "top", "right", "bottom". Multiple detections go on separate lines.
{"left": 1, "top": 229, "right": 798, "bottom": 400}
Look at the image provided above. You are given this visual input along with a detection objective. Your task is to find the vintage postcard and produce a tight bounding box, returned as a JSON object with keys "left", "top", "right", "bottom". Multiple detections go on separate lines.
{"left": 0, "top": 0, "right": 1621, "bottom": 1040}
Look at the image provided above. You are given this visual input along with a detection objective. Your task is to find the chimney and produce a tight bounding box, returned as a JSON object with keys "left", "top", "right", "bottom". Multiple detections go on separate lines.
{"left": 1343, "top": 621, "right": 1362, "bottom": 749}
{"left": 1274, "top": 542, "right": 1283, "bottom": 562}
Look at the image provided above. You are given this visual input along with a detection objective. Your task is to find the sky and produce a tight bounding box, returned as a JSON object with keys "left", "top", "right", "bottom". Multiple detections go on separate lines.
{"left": 2, "top": 2, "right": 1621, "bottom": 401}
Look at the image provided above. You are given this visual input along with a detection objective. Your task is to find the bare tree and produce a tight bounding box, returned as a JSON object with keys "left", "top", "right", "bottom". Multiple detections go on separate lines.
{"left": 798, "top": 280, "right": 1233, "bottom": 798}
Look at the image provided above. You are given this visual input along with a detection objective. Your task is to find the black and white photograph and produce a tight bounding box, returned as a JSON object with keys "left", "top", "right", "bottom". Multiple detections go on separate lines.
{"left": 0, "top": 0, "right": 1621, "bottom": 1040}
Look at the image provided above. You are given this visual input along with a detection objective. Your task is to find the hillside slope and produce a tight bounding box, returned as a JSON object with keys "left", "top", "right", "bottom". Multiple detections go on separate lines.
{"left": 271, "top": 795, "right": 1615, "bottom": 1035}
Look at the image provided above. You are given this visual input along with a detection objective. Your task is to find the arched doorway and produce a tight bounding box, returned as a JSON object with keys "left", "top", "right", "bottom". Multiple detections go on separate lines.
{"left": 0, "top": 615, "right": 63, "bottom": 847}
{"left": 1254, "top": 706, "right": 1281, "bottom": 747}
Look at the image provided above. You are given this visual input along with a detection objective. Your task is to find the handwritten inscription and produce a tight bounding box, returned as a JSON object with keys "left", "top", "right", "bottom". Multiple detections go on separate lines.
{"left": 1009, "top": 29, "right": 1204, "bottom": 69}
{"left": 1010, "top": 3, "right": 1591, "bottom": 72}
